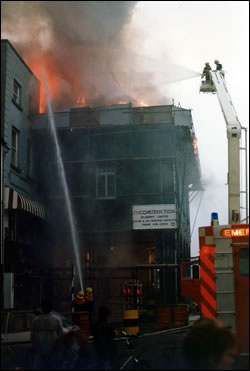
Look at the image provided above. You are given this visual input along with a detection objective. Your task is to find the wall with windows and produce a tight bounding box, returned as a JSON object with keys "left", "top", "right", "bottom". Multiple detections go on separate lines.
{"left": 1, "top": 40, "right": 45, "bottom": 310}
{"left": 1, "top": 40, "right": 40, "bottom": 196}
{"left": 33, "top": 105, "right": 201, "bottom": 308}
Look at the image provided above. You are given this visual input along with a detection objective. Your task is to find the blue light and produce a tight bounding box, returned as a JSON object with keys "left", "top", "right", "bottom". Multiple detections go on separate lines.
{"left": 211, "top": 212, "right": 218, "bottom": 220}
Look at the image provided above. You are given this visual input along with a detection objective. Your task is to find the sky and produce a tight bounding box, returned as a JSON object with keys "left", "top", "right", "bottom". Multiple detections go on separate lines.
{"left": 1, "top": 1, "right": 249, "bottom": 257}
{"left": 129, "top": 1, "right": 249, "bottom": 256}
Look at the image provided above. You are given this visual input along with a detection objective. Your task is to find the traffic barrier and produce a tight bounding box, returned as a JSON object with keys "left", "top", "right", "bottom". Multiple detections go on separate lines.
{"left": 173, "top": 304, "right": 188, "bottom": 327}
{"left": 123, "top": 309, "right": 139, "bottom": 335}
{"left": 72, "top": 311, "right": 89, "bottom": 338}
{"left": 157, "top": 306, "right": 172, "bottom": 329}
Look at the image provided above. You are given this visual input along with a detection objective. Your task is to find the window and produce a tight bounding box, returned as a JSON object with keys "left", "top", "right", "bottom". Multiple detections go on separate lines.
{"left": 11, "top": 127, "right": 19, "bottom": 168}
{"left": 96, "top": 168, "right": 116, "bottom": 199}
{"left": 13, "top": 79, "right": 21, "bottom": 107}
{"left": 239, "top": 248, "right": 249, "bottom": 276}
{"left": 27, "top": 138, "right": 32, "bottom": 178}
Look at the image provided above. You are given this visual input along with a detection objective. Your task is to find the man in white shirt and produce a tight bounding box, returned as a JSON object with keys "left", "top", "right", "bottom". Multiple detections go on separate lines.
{"left": 31, "top": 298, "right": 63, "bottom": 370}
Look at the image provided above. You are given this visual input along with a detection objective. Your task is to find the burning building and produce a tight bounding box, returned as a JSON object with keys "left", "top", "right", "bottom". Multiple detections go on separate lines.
{"left": 33, "top": 103, "right": 202, "bottom": 318}
{"left": 2, "top": 2, "right": 202, "bottom": 316}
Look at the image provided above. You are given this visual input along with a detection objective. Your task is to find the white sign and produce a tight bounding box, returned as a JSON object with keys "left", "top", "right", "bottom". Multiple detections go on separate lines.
{"left": 132, "top": 204, "right": 177, "bottom": 230}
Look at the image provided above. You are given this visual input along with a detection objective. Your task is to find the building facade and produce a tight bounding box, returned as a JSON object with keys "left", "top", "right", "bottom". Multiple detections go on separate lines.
{"left": 1, "top": 40, "right": 46, "bottom": 309}
{"left": 33, "top": 104, "right": 202, "bottom": 317}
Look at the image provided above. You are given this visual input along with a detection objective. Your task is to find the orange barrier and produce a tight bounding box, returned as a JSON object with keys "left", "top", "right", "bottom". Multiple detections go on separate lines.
{"left": 123, "top": 309, "right": 139, "bottom": 335}
{"left": 157, "top": 306, "right": 172, "bottom": 329}
{"left": 173, "top": 304, "right": 188, "bottom": 327}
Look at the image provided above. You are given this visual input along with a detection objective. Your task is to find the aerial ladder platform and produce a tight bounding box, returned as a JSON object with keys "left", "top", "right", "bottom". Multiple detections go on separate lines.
{"left": 181, "top": 67, "right": 249, "bottom": 356}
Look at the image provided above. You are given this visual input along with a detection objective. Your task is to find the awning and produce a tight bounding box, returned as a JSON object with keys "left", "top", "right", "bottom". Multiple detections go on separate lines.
{"left": 4, "top": 187, "right": 46, "bottom": 219}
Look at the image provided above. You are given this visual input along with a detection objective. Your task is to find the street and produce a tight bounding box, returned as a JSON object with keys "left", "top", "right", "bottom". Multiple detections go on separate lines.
{"left": 1, "top": 313, "right": 249, "bottom": 370}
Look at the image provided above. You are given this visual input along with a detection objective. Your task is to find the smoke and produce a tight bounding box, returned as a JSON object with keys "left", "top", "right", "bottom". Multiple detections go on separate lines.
{"left": 2, "top": 1, "right": 166, "bottom": 109}
{"left": 1, "top": 1, "right": 201, "bottom": 109}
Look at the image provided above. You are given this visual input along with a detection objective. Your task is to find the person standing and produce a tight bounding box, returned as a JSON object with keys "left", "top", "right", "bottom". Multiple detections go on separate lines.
{"left": 74, "top": 290, "right": 86, "bottom": 312}
{"left": 202, "top": 62, "right": 212, "bottom": 82}
{"left": 92, "top": 305, "right": 119, "bottom": 370}
{"left": 30, "top": 298, "right": 63, "bottom": 370}
{"left": 214, "top": 59, "right": 223, "bottom": 71}
{"left": 84, "top": 287, "right": 94, "bottom": 329}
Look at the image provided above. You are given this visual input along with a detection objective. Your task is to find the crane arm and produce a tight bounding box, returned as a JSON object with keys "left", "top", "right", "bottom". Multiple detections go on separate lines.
{"left": 200, "top": 70, "right": 241, "bottom": 224}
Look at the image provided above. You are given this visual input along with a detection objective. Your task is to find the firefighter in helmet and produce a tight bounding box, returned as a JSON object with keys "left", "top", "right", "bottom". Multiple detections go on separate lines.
{"left": 84, "top": 287, "right": 94, "bottom": 328}
{"left": 74, "top": 290, "right": 86, "bottom": 312}
{"left": 214, "top": 59, "right": 223, "bottom": 71}
{"left": 202, "top": 62, "right": 212, "bottom": 82}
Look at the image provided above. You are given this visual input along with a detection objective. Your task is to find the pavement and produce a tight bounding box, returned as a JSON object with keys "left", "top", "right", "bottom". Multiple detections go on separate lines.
{"left": 109, "top": 313, "right": 198, "bottom": 370}
{"left": 112, "top": 314, "right": 249, "bottom": 370}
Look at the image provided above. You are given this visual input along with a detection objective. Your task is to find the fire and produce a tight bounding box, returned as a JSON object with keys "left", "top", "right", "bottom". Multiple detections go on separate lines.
{"left": 193, "top": 137, "right": 198, "bottom": 154}
{"left": 138, "top": 101, "right": 148, "bottom": 107}
{"left": 76, "top": 92, "right": 87, "bottom": 107}
{"left": 113, "top": 100, "right": 129, "bottom": 105}
{"left": 24, "top": 51, "right": 150, "bottom": 113}
{"left": 25, "top": 54, "right": 60, "bottom": 113}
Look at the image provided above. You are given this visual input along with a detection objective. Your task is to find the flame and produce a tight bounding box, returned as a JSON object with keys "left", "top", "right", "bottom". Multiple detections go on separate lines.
{"left": 138, "top": 101, "right": 148, "bottom": 107}
{"left": 113, "top": 100, "right": 129, "bottom": 105}
{"left": 193, "top": 137, "right": 198, "bottom": 154}
{"left": 24, "top": 52, "right": 150, "bottom": 112}
{"left": 25, "top": 54, "right": 60, "bottom": 113}
{"left": 76, "top": 92, "right": 87, "bottom": 107}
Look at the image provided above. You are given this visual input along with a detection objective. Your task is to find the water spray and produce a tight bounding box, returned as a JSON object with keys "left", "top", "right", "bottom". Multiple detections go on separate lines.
{"left": 42, "top": 69, "right": 84, "bottom": 293}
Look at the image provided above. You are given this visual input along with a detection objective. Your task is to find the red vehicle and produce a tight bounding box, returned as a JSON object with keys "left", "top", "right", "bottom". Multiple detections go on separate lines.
{"left": 181, "top": 67, "right": 249, "bottom": 357}
{"left": 181, "top": 219, "right": 249, "bottom": 354}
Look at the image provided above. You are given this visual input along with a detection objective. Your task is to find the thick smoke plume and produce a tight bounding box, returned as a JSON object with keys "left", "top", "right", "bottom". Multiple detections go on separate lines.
{"left": 2, "top": 1, "right": 171, "bottom": 110}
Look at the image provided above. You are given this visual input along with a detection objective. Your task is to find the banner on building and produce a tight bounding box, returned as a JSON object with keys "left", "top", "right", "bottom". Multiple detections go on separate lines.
{"left": 132, "top": 204, "right": 177, "bottom": 230}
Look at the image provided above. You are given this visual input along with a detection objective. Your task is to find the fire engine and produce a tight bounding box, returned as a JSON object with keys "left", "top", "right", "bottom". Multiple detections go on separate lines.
{"left": 181, "top": 67, "right": 249, "bottom": 355}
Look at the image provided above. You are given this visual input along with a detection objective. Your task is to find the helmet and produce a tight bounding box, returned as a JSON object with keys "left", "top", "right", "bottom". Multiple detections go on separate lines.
{"left": 86, "top": 287, "right": 93, "bottom": 296}
{"left": 76, "top": 290, "right": 84, "bottom": 299}
{"left": 214, "top": 59, "right": 219, "bottom": 63}
{"left": 205, "top": 62, "right": 210, "bottom": 65}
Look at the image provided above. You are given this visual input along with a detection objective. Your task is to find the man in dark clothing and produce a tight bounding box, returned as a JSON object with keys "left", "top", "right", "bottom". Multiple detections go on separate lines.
{"left": 84, "top": 287, "right": 94, "bottom": 331}
{"left": 214, "top": 59, "right": 223, "bottom": 71}
{"left": 202, "top": 62, "right": 212, "bottom": 82}
{"left": 92, "top": 305, "right": 119, "bottom": 370}
{"left": 74, "top": 290, "right": 86, "bottom": 312}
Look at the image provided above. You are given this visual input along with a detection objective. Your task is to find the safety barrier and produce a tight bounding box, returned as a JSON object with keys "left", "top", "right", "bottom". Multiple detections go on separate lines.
{"left": 157, "top": 306, "right": 172, "bottom": 329}
{"left": 123, "top": 309, "right": 139, "bottom": 335}
{"left": 173, "top": 304, "right": 189, "bottom": 327}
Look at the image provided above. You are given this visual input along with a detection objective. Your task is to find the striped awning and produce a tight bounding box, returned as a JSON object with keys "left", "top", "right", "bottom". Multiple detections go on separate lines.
{"left": 4, "top": 187, "right": 46, "bottom": 219}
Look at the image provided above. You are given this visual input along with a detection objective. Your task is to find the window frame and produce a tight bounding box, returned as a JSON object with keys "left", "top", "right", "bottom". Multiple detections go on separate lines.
{"left": 12, "top": 79, "right": 22, "bottom": 108}
{"left": 11, "top": 127, "right": 19, "bottom": 168}
{"left": 96, "top": 167, "right": 116, "bottom": 199}
{"left": 27, "top": 138, "right": 32, "bottom": 178}
{"left": 239, "top": 248, "right": 249, "bottom": 277}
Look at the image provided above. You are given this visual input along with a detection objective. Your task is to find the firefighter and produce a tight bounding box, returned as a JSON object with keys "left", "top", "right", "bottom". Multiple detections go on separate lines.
{"left": 74, "top": 290, "right": 86, "bottom": 312}
{"left": 202, "top": 62, "right": 212, "bottom": 82}
{"left": 84, "top": 287, "right": 94, "bottom": 327}
{"left": 214, "top": 59, "right": 223, "bottom": 71}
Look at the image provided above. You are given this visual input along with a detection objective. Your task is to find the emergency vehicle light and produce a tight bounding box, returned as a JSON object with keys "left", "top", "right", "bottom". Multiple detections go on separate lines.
{"left": 211, "top": 212, "right": 218, "bottom": 220}
{"left": 221, "top": 228, "right": 249, "bottom": 237}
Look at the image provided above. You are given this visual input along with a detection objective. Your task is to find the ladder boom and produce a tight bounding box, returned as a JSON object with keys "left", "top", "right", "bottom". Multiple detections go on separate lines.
{"left": 200, "top": 70, "right": 242, "bottom": 224}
